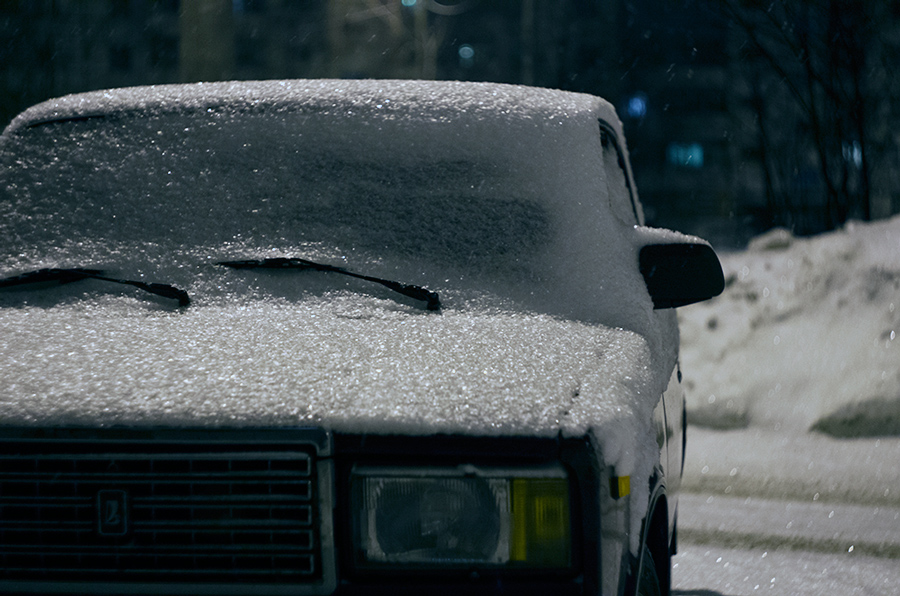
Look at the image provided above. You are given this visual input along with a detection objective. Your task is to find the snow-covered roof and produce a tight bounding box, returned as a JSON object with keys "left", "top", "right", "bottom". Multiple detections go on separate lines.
{"left": 4, "top": 79, "right": 623, "bottom": 140}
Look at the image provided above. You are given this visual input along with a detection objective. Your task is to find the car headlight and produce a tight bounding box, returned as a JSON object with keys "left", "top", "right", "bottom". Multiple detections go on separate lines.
{"left": 351, "top": 464, "right": 572, "bottom": 569}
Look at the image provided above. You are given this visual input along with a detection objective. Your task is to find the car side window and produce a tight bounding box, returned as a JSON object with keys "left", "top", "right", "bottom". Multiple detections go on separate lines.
{"left": 599, "top": 125, "right": 640, "bottom": 225}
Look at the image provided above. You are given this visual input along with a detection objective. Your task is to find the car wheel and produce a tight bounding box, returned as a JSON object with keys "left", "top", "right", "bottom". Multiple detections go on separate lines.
{"left": 635, "top": 544, "right": 662, "bottom": 596}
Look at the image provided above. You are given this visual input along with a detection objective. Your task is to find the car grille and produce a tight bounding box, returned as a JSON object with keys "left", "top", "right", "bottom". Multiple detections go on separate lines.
{"left": 0, "top": 428, "right": 333, "bottom": 594}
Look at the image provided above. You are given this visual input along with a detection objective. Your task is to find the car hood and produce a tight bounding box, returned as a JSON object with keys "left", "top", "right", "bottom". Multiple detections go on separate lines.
{"left": 0, "top": 292, "right": 660, "bottom": 440}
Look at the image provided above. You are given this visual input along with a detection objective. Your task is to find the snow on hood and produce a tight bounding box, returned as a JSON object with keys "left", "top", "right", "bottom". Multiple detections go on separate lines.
{"left": 0, "top": 293, "right": 654, "bottom": 453}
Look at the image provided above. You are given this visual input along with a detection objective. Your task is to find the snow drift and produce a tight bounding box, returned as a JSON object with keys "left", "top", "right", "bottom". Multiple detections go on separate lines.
{"left": 679, "top": 215, "right": 900, "bottom": 437}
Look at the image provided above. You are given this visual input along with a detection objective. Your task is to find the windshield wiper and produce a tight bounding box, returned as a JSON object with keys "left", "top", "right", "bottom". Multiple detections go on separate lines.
{"left": 217, "top": 257, "right": 441, "bottom": 311}
{"left": 0, "top": 267, "right": 190, "bottom": 307}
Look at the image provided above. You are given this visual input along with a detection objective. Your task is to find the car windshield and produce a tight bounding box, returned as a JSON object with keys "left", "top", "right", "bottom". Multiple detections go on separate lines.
{"left": 1, "top": 111, "right": 549, "bottom": 267}
{"left": 0, "top": 95, "right": 646, "bottom": 326}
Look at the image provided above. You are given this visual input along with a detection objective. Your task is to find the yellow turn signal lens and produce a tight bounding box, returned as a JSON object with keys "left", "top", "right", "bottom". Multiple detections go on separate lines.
{"left": 610, "top": 475, "right": 630, "bottom": 499}
{"left": 510, "top": 478, "right": 571, "bottom": 566}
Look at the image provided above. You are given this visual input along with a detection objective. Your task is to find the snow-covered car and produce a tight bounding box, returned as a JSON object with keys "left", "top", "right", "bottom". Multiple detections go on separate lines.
{"left": 0, "top": 80, "right": 723, "bottom": 596}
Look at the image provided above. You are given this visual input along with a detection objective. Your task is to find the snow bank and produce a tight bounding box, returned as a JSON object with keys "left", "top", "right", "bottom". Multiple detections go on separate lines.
{"left": 679, "top": 215, "right": 900, "bottom": 436}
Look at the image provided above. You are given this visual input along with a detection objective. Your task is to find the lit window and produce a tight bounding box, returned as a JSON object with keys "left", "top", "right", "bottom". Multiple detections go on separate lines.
{"left": 667, "top": 142, "right": 704, "bottom": 168}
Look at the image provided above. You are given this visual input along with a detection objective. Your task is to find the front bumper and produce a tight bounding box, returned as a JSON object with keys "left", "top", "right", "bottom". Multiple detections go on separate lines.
{"left": 0, "top": 428, "right": 616, "bottom": 596}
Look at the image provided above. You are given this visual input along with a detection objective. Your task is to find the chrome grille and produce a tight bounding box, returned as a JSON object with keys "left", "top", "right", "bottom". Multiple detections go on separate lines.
{"left": 0, "top": 429, "right": 333, "bottom": 594}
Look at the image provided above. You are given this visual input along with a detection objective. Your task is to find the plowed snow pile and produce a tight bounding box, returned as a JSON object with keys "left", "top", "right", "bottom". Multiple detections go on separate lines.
{"left": 679, "top": 215, "right": 900, "bottom": 438}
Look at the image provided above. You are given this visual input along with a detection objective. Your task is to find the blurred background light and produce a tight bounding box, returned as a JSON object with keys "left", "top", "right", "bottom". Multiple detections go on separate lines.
{"left": 626, "top": 93, "right": 647, "bottom": 119}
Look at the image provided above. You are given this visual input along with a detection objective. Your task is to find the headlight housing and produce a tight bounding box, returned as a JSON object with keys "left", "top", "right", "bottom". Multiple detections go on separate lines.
{"left": 350, "top": 464, "right": 573, "bottom": 570}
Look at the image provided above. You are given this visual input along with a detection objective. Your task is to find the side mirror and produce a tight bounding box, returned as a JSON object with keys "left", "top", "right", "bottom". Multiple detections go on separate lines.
{"left": 639, "top": 243, "right": 725, "bottom": 309}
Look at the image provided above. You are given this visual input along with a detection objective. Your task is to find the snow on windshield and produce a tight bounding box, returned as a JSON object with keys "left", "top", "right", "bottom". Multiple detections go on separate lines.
{"left": 0, "top": 113, "right": 550, "bottom": 272}
{"left": 0, "top": 80, "right": 656, "bottom": 330}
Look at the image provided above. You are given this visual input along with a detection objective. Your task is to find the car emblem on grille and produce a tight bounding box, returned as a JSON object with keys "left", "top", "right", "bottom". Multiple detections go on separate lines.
{"left": 97, "top": 490, "right": 128, "bottom": 536}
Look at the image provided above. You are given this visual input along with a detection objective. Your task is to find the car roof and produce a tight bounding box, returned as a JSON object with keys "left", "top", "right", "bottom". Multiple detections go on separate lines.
{"left": 3, "top": 79, "right": 625, "bottom": 141}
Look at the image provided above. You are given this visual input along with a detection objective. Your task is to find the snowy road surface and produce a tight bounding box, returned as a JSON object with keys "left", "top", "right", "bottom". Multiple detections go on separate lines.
{"left": 672, "top": 429, "right": 900, "bottom": 594}
{"left": 678, "top": 493, "right": 900, "bottom": 557}
{"left": 673, "top": 493, "right": 900, "bottom": 594}
{"left": 673, "top": 543, "right": 896, "bottom": 595}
